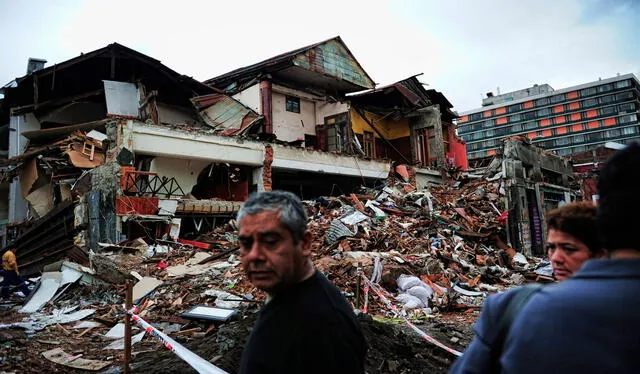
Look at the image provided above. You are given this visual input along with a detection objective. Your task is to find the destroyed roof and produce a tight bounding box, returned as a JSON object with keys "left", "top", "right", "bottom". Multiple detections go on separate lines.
{"left": 191, "top": 94, "right": 263, "bottom": 136}
{"left": 349, "top": 76, "right": 458, "bottom": 121}
{"left": 0, "top": 43, "right": 220, "bottom": 123}
{"left": 204, "top": 36, "right": 375, "bottom": 95}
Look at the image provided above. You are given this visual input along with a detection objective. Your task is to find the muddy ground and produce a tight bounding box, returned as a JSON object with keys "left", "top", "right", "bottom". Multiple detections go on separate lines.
{"left": 132, "top": 313, "right": 474, "bottom": 374}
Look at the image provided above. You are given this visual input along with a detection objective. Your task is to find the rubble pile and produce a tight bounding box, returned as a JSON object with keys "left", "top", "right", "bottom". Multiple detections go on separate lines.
{"left": 0, "top": 176, "right": 548, "bottom": 373}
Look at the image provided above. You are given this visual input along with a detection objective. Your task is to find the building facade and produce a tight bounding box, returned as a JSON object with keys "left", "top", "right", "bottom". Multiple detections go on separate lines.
{"left": 458, "top": 74, "right": 640, "bottom": 166}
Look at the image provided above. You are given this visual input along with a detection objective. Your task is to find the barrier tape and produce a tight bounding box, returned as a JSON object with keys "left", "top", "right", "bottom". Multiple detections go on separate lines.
{"left": 124, "top": 306, "right": 229, "bottom": 374}
{"left": 360, "top": 275, "right": 463, "bottom": 357}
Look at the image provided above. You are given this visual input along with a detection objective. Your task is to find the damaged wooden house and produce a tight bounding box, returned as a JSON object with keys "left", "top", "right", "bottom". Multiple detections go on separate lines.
{"left": 0, "top": 37, "right": 466, "bottom": 275}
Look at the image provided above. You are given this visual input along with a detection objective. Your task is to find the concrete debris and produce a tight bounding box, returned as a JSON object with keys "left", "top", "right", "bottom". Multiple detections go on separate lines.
{"left": 42, "top": 347, "right": 111, "bottom": 371}
{"left": 103, "top": 331, "right": 146, "bottom": 350}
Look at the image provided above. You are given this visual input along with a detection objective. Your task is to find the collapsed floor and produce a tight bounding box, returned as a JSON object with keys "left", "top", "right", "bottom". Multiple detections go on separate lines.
{"left": 0, "top": 175, "right": 551, "bottom": 373}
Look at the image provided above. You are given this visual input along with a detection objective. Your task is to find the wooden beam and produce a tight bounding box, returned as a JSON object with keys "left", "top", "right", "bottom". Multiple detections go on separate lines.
{"left": 33, "top": 74, "right": 39, "bottom": 107}
{"left": 12, "top": 89, "right": 103, "bottom": 115}
{"left": 110, "top": 50, "right": 116, "bottom": 79}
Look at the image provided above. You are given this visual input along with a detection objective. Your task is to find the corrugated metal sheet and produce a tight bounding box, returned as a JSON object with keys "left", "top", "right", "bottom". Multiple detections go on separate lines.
{"left": 191, "top": 94, "right": 262, "bottom": 136}
{"left": 292, "top": 39, "right": 374, "bottom": 90}
{"left": 205, "top": 36, "right": 375, "bottom": 93}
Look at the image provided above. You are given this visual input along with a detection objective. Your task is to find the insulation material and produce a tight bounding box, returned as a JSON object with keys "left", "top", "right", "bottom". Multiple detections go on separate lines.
{"left": 25, "top": 184, "right": 53, "bottom": 217}
{"left": 158, "top": 199, "right": 179, "bottom": 215}
{"left": 42, "top": 348, "right": 110, "bottom": 371}
{"left": 103, "top": 331, "right": 146, "bottom": 350}
{"left": 103, "top": 80, "right": 139, "bottom": 117}
{"left": 132, "top": 277, "right": 163, "bottom": 303}
{"left": 20, "top": 158, "right": 38, "bottom": 198}
{"left": 19, "top": 272, "right": 61, "bottom": 314}
{"left": 170, "top": 218, "right": 182, "bottom": 240}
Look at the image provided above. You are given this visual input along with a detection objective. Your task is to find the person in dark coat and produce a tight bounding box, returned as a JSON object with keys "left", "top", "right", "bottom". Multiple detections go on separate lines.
{"left": 450, "top": 143, "right": 640, "bottom": 374}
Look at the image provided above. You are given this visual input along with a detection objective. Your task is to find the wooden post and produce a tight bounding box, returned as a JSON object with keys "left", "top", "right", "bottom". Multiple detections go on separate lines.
{"left": 355, "top": 262, "right": 362, "bottom": 309}
{"left": 124, "top": 280, "right": 132, "bottom": 374}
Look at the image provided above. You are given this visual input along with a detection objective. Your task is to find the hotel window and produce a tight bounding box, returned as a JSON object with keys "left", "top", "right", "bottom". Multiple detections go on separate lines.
{"left": 615, "top": 80, "right": 631, "bottom": 89}
{"left": 536, "top": 97, "right": 550, "bottom": 106}
{"left": 469, "top": 113, "right": 483, "bottom": 121}
{"left": 555, "top": 137, "right": 570, "bottom": 146}
{"left": 605, "top": 129, "right": 621, "bottom": 137}
{"left": 285, "top": 96, "right": 300, "bottom": 113}
{"left": 597, "top": 84, "right": 613, "bottom": 93}
{"left": 573, "top": 146, "right": 586, "bottom": 153}
{"left": 511, "top": 123, "right": 523, "bottom": 132}
{"left": 483, "top": 119, "right": 495, "bottom": 128}
{"left": 485, "top": 129, "right": 495, "bottom": 137}
{"left": 549, "top": 94, "right": 565, "bottom": 103}
{"left": 583, "top": 98, "right": 598, "bottom": 108}
{"left": 580, "top": 87, "right": 597, "bottom": 97}
{"left": 615, "top": 91, "right": 634, "bottom": 101}
{"left": 599, "top": 95, "right": 614, "bottom": 105}
{"left": 572, "top": 135, "right": 585, "bottom": 143}
{"left": 619, "top": 114, "right": 638, "bottom": 124}
{"left": 622, "top": 126, "right": 638, "bottom": 135}
{"left": 600, "top": 106, "right": 616, "bottom": 116}
{"left": 618, "top": 103, "right": 635, "bottom": 113}
{"left": 524, "top": 122, "right": 537, "bottom": 130}
{"left": 508, "top": 104, "right": 522, "bottom": 113}
{"left": 522, "top": 111, "right": 536, "bottom": 120}
{"left": 588, "top": 132, "right": 603, "bottom": 141}
{"left": 537, "top": 108, "right": 551, "bottom": 117}
{"left": 509, "top": 114, "right": 522, "bottom": 122}
{"left": 556, "top": 148, "right": 571, "bottom": 156}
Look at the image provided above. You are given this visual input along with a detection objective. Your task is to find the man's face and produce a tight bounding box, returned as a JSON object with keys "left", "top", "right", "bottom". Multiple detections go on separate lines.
{"left": 238, "top": 210, "right": 311, "bottom": 293}
{"left": 547, "top": 229, "right": 596, "bottom": 281}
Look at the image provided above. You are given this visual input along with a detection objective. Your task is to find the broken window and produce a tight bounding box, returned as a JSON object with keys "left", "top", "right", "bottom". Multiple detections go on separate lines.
{"left": 414, "top": 127, "right": 436, "bottom": 167}
{"left": 363, "top": 131, "right": 375, "bottom": 157}
{"left": 304, "top": 134, "right": 316, "bottom": 148}
{"left": 324, "top": 113, "right": 349, "bottom": 152}
{"left": 285, "top": 96, "right": 300, "bottom": 113}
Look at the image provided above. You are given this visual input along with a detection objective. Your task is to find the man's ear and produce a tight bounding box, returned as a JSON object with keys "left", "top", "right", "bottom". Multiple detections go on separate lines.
{"left": 300, "top": 231, "right": 312, "bottom": 256}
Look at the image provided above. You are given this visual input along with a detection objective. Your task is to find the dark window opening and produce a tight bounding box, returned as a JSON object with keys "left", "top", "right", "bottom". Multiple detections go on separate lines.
{"left": 363, "top": 131, "right": 375, "bottom": 157}
{"left": 286, "top": 96, "right": 300, "bottom": 113}
{"left": 304, "top": 134, "right": 316, "bottom": 149}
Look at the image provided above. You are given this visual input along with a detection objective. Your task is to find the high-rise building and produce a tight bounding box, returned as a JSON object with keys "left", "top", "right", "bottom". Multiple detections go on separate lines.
{"left": 457, "top": 74, "right": 640, "bottom": 166}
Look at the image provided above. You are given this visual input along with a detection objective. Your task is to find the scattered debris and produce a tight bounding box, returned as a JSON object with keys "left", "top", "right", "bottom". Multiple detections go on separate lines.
{"left": 42, "top": 348, "right": 111, "bottom": 371}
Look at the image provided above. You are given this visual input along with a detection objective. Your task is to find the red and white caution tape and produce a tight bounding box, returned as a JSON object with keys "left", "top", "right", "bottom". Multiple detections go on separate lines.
{"left": 124, "top": 306, "right": 229, "bottom": 374}
{"left": 360, "top": 275, "right": 463, "bottom": 357}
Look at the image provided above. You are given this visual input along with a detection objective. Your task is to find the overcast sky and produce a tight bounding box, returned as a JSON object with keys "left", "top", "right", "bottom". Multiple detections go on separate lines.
{"left": 1, "top": 0, "right": 638, "bottom": 111}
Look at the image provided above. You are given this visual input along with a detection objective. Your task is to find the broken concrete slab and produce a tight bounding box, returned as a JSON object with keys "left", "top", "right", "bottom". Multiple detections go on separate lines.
{"left": 42, "top": 347, "right": 110, "bottom": 371}
{"left": 181, "top": 306, "right": 237, "bottom": 323}
{"left": 19, "top": 272, "right": 62, "bottom": 314}
{"left": 132, "top": 277, "right": 163, "bottom": 303}
{"left": 73, "top": 321, "right": 104, "bottom": 329}
{"left": 103, "top": 331, "right": 146, "bottom": 350}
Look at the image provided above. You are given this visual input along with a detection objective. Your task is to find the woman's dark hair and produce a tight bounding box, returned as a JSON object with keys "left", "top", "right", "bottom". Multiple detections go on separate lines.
{"left": 547, "top": 202, "right": 601, "bottom": 255}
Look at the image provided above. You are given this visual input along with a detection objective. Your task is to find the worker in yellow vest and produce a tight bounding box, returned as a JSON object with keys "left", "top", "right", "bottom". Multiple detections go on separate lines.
{"left": 2, "top": 248, "right": 30, "bottom": 299}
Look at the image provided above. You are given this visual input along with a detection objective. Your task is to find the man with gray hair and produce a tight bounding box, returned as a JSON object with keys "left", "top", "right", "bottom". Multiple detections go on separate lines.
{"left": 238, "top": 191, "right": 366, "bottom": 374}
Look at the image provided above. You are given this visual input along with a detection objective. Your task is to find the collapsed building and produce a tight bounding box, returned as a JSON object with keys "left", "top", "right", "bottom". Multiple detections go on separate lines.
{"left": 0, "top": 37, "right": 467, "bottom": 276}
{"left": 474, "top": 136, "right": 575, "bottom": 256}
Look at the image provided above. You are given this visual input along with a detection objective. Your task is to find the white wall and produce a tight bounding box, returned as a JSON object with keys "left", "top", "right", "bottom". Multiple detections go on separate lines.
{"left": 272, "top": 91, "right": 315, "bottom": 142}
{"left": 149, "top": 157, "right": 212, "bottom": 195}
{"left": 9, "top": 113, "right": 41, "bottom": 222}
{"left": 157, "top": 103, "right": 197, "bottom": 125}
{"left": 315, "top": 101, "right": 349, "bottom": 127}
{"left": 232, "top": 83, "right": 261, "bottom": 113}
